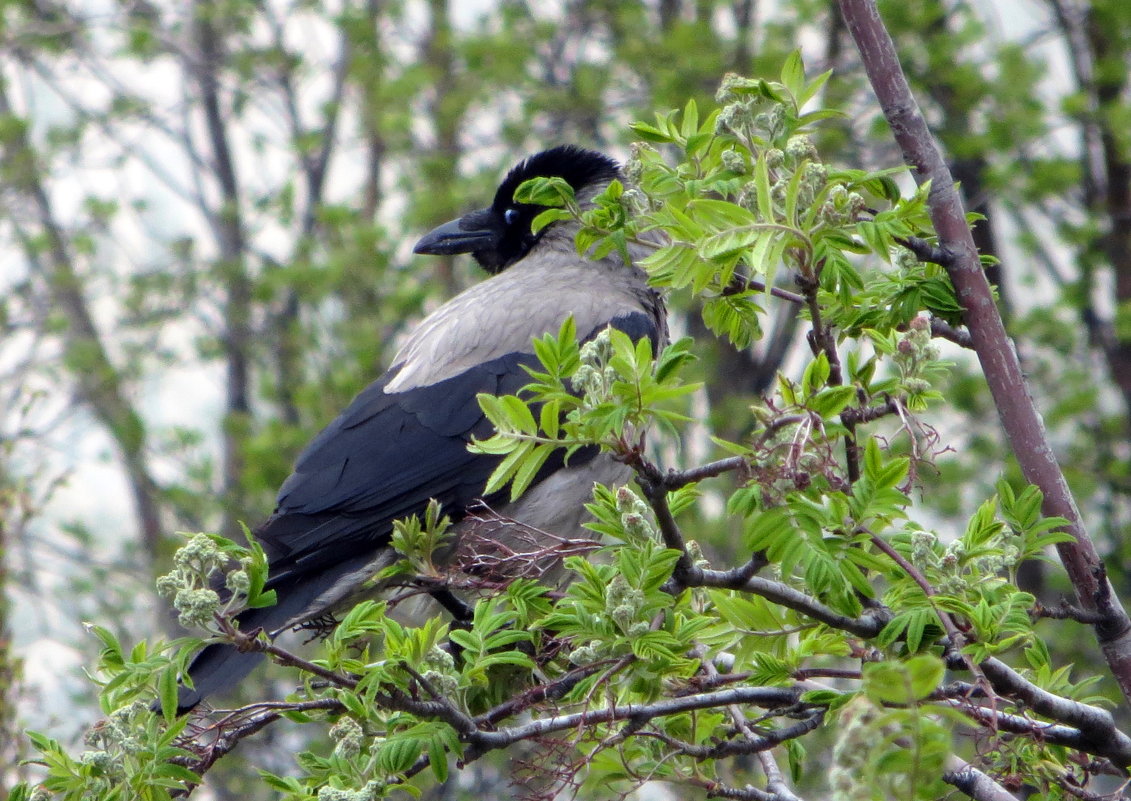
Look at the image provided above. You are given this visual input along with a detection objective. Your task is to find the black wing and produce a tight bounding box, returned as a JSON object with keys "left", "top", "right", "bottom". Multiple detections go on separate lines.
{"left": 259, "top": 310, "right": 659, "bottom": 585}
{"left": 257, "top": 348, "right": 538, "bottom": 587}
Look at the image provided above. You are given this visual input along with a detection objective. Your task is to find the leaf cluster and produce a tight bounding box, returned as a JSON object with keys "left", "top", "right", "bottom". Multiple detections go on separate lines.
{"left": 472, "top": 317, "right": 698, "bottom": 500}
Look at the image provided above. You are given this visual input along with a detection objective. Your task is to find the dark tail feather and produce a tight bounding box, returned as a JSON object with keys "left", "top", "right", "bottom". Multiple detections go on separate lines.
{"left": 172, "top": 602, "right": 289, "bottom": 713}
{"left": 174, "top": 641, "right": 265, "bottom": 712}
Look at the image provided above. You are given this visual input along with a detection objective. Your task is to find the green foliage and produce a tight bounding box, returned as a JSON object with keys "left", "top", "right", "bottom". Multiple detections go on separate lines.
{"left": 11, "top": 38, "right": 1121, "bottom": 801}
{"left": 20, "top": 624, "right": 198, "bottom": 799}
{"left": 471, "top": 317, "right": 698, "bottom": 499}
{"left": 829, "top": 655, "right": 959, "bottom": 801}
{"left": 388, "top": 499, "right": 454, "bottom": 577}
{"left": 579, "top": 73, "right": 938, "bottom": 357}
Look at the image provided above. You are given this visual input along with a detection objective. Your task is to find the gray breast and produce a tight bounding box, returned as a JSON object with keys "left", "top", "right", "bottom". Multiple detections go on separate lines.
{"left": 385, "top": 243, "right": 657, "bottom": 393}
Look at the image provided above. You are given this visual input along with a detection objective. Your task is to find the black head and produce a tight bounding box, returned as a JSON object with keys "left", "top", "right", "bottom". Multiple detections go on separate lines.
{"left": 413, "top": 145, "right": 620, "bottom": 274}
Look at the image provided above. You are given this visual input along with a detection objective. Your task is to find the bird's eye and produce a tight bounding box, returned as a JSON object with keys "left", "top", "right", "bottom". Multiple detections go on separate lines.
{"left": 503, "top": 207, "right": 520, "bottom": 225}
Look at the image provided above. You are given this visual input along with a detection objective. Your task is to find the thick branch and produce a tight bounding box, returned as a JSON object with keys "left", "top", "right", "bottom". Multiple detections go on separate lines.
{"left": 463, "top": 685, "right": 805, "bottom": 758}
{"left": 837, "top": 0, "right": 1131, "bottom": 708}
{"left": 978, "top": 657, "right": 1131, "bottom": 765}
{"left": 477, "top": 660, "right": 617, "bottom": 726}
{"left": 634, "top": 461, "right": 697, "bottom": 585}
{"left": 657, "top": 456, "right": 750, "bottom": 489}
{"left": 943, "top": 757, "right": 1021, "bottom": 801}
{"left": 193, "top": 0, "right": 253, "bottom": 535}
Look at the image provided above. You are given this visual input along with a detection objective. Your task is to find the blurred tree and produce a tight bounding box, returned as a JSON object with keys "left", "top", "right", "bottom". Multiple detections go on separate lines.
{"left": 4, "top": 0, "right": 1131, "bottom": 799}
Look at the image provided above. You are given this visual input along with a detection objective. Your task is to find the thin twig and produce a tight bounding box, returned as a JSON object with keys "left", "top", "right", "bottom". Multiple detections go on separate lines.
{"left": 1032, "top": 600, "right": 1107, "bottom": 624}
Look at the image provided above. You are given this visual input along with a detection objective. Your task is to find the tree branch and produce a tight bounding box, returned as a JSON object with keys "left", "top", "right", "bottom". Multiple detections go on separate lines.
{"left": 689, "top": 569, "right": 888, "bottom": 638}
{"left": 978, "top": 657, "right": 1131, "bottom": 765}
{"left": 462, "top": 685, "right": 807, "bottom": 759}
{"left": 192, "top": 0, "right": 253, "bottom": 536}
{"left": 943, "top": 756, "right": 1022, "bottom": 801}
{"left": 837, "top": 0, "right": 1131, "bottom": 708}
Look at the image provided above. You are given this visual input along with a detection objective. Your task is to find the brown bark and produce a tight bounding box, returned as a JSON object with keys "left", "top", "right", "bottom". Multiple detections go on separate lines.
{"left": 421, "top": 0, "right": 461, "bottom": 297}
{"left": 1085, "top": 6, "right": 1131, "bottom": 415}
{"left": 838, "top": 0, "right": 1131, "bottom": 708}
{"left": 193, "top": 0, "right": 252, "bottom": 538}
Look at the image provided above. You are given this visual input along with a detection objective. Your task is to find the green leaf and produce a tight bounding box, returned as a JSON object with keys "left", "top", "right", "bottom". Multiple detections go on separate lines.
{"left": 780, "top": 50, "right": 805, "bottom": 100}
{"left": 630, "top": 121, "right": 675, "bottom": 143}
{"left": 531, "top": 207, "right": 573, "bottom": 233}
{"left": 514, "top": 175, "right": 575, "bottom": 207}
{"left": 798, "top": 69, "right": 834, "bottom": 107}
{"left": 511, "top": 443, "right": 553, "bottom": 499}
{"left": 809, "top": 385, "right": 857, "bottom": 418}
{"left": 681, "top": 98, "right": 699, "bottom": 141}
{"left": 700, "top": 226, "right": 765, "bottom": 259}
{"left": 754, "top": 152, "right": 773, "bottom": 219}
{"left": 158, "top": 664, "right": 178, "bottom": 722}
{"left": 482, "top": 442, "right": 530, "bottom": 495}
{"left": 501, "top": 394, "right": 538, "bottom": 434}
{"left": 802, "top": 351, "right": 830, "bottom": 395}
{"left": 905, "top": 654, "right": 946, "bottom": 700}
{"left": 429, "top": 739, "right": 449, "bottom": 784}
{"left": 377, "top": 736, "right": 423, "bottom": 775}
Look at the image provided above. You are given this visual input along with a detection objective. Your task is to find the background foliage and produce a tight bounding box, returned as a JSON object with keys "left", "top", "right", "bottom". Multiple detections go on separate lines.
{"left": 4, "top": 0, "right": 1131, "bottom": 799}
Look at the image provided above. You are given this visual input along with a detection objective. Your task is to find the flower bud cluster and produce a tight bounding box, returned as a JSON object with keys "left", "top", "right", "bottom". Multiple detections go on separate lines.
{"left": 156, "top": 533, "right": 251, "bottom": 630}
{"left": 909, "top": 528, "right": 940, "bottom": 568}
{"left": 172, "top": 587, "right": 222, "bottom": 629}
{"left": 605, "top": 573, "right": 647, "bottom": 635}
{"left": 173, "top": 532, "right": 225, "bottom": 574}
{"left": 685, "top": 538, "right": 709, "bottom": 570}
{"left": 421, "top": 645, "right": 459, "bottom": 697}
{"left": 225, "top": 564, "right": 251, "bottom": 594}
{"left": 571, "top": 329, "right": 616, "bottom": 410}
{"left": 568, "top": 639, "right": 605, "bottom": 665}
{"left": 79, "top": 749, "right": 122, "bottom": 780}
{"left": 715, "top": 96, "right": 785, "bottom": 144}
{"left": 623, "top": 142, "right": 657, "bottom": 186}
{"left": 893, "top": 315, "right": 941, "bottom": 395}
{"left": 616, "top": 485, "right": 657, "bottom": 542}
{"left": 785, "top": 134, "right": 818, "bottom": 163}
{"left": 618, "top": 186, "right": 650, "bottom": 216}
{"left": 715, "top": 73, "right": 761, "bottom": 104}
{"left": 329, "top": 715, "right": 364, "bottom": 759}
{"left": 937, "top": 538, "right": 1019, "bottom": 596}
{"left": 904, "top": 522, "right": 1021, "bottom": 597}
{"left": 720, "top": 148, "right": 747, "bottom": 175}
{"left": 818, "top": 183, "right": 867, "bottom": 227}
{"left": 316, "top": 782, "right": 381, "bottom": 801}
{"left": 78, "top": 701, "right": 151, "bottom": 780}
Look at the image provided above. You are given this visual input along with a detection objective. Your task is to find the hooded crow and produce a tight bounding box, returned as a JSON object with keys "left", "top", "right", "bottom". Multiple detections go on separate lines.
{"left": 173, "top": 145, "right": 667, "bottom": 712}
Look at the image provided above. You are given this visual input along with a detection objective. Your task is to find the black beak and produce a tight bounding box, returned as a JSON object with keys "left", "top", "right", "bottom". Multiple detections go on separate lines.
{"left": 413, "top": 208, "right": 499, "bottom": 255}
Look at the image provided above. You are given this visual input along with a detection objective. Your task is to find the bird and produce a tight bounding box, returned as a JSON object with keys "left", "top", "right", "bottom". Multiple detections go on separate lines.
{"left": 173, "top": 145, "right": 667, "bottom": 712}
